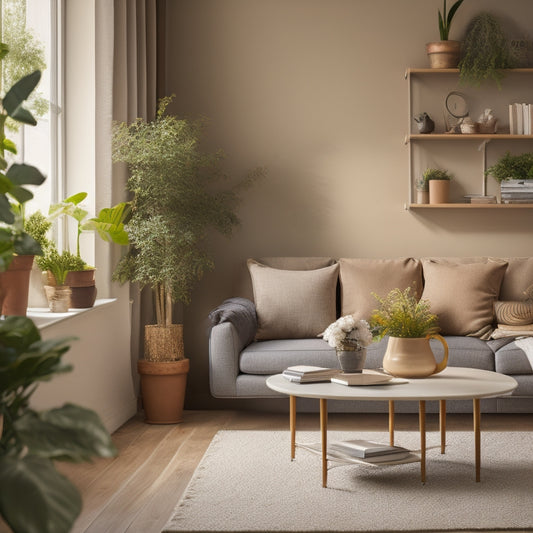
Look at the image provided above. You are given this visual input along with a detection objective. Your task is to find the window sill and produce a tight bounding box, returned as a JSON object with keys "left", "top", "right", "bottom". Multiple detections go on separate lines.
{"left": 27, "top": 298, "right": 117, "bottom": 330}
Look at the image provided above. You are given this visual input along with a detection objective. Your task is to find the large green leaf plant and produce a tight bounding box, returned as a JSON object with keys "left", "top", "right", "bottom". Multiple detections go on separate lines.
{"left": 0, "top": 317, "right": 117, "bottom": 533}
{"left": 0, "top": 44, "right": 45, "bottom": 271}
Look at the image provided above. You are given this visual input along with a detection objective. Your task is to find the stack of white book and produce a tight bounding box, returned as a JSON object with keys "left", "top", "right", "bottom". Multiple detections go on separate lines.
{"left": 500, "top": 179, "right": 533, "bottom": 204}
{"left": 328, "top": 440, "right": 411, "bottom": 464}
{"left": 282, "top": 365, "right": 339, "bottom": 383}
{"left": 509, "top": 103, "right": 533, "bottom": 134}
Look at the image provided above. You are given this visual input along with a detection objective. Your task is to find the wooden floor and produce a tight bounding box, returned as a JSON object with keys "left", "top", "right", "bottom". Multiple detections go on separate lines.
{"left": 7, "top": 410, "right": 533, "bottom": 532}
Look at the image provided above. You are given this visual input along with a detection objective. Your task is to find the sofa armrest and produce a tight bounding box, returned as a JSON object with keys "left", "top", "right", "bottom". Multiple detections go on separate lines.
{"left": 209, "top": 322, "right": 247, "bottom": 397}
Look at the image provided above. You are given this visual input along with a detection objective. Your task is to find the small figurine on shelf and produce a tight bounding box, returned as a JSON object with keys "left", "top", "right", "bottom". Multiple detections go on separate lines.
{"left": 414, "top": 112, "right": 435, "bottom": 134}
{"left": 477, "top": 108, "right": 498, "bottom": 133}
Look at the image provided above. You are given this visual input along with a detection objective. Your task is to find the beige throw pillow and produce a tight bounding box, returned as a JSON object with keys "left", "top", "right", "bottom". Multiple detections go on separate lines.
{"left": 498, "top": 257, "right": 533, "bottom": 301}
{"left": 421, "top": 260, "right": 508, "bottom": 337}
{"left": 339, "top": 258, "right": 423, "bottom": 321}
{"left": 247, "top": 259, "right": 339, "bottom": 340}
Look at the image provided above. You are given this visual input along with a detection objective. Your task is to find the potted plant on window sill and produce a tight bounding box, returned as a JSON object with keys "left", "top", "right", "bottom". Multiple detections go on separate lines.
{"left": 112, "top": 95, "right": 262, "bottom": 424}
{"left": 0, "top": 62, "right": 45, "bottom": 316}
{"left": 426, "top": 0, "right": 464, "bottom": 69}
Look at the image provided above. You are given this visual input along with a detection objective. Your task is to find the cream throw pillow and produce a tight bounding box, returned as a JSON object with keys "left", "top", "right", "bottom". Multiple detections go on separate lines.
{"left": 421, "top": 260, "right": 508, "bottom": 337}
{"left": 339, "top": 258, "right": 423, "bottom": 321}
{"left": 247, "top": 259, "right": 339, "bottom": 340}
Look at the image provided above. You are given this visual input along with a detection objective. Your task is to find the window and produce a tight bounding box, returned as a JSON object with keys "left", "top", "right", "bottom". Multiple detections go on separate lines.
{"left": 1, "top": 0, "right": 63, "bottom": 217}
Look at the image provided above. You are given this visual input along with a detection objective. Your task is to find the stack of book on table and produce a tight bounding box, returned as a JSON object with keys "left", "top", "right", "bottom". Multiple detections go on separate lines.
{"left": 329, "top": 440, "right": 411, "bottom": 464}
{"left": 500, "top": 179, "right": 533, "bottom": 204}
{"left": 282, "top": 366, "right": 339, "bottom": 383}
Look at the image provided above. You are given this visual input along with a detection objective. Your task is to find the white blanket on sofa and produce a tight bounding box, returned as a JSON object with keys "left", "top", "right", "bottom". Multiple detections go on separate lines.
{"left": 515, "top": 337, "right": 533, "bottom": 370}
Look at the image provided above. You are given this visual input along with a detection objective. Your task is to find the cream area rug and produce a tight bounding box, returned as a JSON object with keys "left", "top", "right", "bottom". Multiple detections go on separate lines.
{"left": 163, "top": 430, "right": 533, "bottom": 532}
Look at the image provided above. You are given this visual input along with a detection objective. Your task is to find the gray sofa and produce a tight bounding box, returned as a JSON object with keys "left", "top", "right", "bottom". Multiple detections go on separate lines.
{"left": 209, "top": 257, "right": 533, "bottom": 413}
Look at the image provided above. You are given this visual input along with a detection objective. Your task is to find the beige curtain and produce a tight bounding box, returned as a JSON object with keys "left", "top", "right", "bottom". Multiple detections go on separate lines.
{"left": 111, "top": 0, "right": 163, "bottom": 376}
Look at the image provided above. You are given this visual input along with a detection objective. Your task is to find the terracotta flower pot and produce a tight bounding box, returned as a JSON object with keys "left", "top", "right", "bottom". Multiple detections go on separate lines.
{"left": 138, "top": 358, "right": 190, "bottom": 424}
{"left": 0, "top": 255, "right": 34, "bottom": 316}
{"left": 426, "top": 40, "right": 461, "bottom": 69}
{"left": 47, "top": 269, "right": 97, "bottom": 308}
{"left": 429, "top": 180, "right": 450, "bottom": 204}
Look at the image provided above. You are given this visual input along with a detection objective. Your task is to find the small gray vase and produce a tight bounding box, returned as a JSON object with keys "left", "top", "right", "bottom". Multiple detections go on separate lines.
{"left": 336, "top": 346, "right": 366, "bottom": 373}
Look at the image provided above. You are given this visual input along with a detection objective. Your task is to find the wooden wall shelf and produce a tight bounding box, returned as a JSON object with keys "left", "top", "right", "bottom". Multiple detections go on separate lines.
{"left": 409, "top": 203, "right": 533, "bottom": 209}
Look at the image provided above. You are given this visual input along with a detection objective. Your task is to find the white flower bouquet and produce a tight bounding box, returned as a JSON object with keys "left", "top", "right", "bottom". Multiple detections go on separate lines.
{"left": 322, "top": 315, "right": 373, "bottom": 351}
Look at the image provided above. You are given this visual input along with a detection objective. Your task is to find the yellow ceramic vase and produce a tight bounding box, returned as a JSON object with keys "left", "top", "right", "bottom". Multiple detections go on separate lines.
{"left": 383, "top": 334, "right": 449, "bottom": 378}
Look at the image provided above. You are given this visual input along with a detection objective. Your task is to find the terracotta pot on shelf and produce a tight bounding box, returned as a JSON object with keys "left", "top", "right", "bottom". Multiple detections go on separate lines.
{"left": 426, "top": 41, "right": 461, "bottom": 68}
{"left": 0, "top": 255, "right": 34, "bottom": 316}
{"left": 429, "top": 180, "right": 450, "bottom": 204}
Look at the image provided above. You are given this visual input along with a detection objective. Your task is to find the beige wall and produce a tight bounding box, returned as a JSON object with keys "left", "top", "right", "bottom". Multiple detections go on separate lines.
{"left": 164, "top": 0, "right": 533, "bottom": 408}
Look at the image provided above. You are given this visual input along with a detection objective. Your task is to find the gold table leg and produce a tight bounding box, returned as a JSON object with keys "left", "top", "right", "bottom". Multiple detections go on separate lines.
{"left": 389, "top": 400, "right": 395, "bottom": 446}
{"left": 474, "top": 398, "right": 481, "bottom": 482}
{"left": 320, "top": 398, "right": 328, "bottom": 488}
{"left": 439, "top": 399, "right": 446, "bottom": 454}
{"left": 419, "top": 400, "right": 426, "bottom": 483}
{"left": 290, "top": 395, "right": 296, "bottom": 460}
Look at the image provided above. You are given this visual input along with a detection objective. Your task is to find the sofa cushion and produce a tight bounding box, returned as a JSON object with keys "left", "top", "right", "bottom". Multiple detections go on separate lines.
{"left": 339, "top": 258, "right": 423, "bottom": 321}
{"left": 494, "top": 340, "right": 533, "bottom": 375}
{"left": 247, "top": 260, "right": 339, "bottom": 340}
{"left": 240, "top": 338, "right": 338, "bottom": 374}
{"left": 421, "top": 259, "right": 507, "bottom": 337}
{"left": 499, "top": 257, "right": 533, "bottom": 301}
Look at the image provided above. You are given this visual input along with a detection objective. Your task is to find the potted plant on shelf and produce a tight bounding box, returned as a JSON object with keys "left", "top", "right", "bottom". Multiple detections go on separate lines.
{"left": 370, "top": 286, "right": 448, "bottom": 378}
{"left": 415, "top": 174, "right": 430, "bottom": 204}
{"left": 0, "top": 58, "right": 45, "bottom": 316}
{"left": 485, "top": 152, "right": 533, "bottom": 204}
{"left": 458, "top": 12, "right": 515, "bottom": 87}
{"left": 423, "top": 168, "right": 452, "bottom": 204}
{"left": 112, "top": 95, "right": 262, "bottom": 424}
{"left": 0, "top": 316, "right": 117, "bottom": 533}
{"left": 426, "top": 0, "right": 464, "bottom": 69}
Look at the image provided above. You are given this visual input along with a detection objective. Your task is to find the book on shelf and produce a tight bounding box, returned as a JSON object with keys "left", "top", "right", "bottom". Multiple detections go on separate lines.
{"left": 509, "top": 103, "right": 533, "bottom": 134}
{"left": 282, "top": 366, "right": 339, "bottom": 383}
{"left": 329, "top": 439, "right": 409, "bottom": 459}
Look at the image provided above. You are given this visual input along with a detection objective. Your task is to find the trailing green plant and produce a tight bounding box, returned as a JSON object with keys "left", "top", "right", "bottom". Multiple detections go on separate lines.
{"left": 36, "top": 248, "right": 85, "bottom": 286}
{"left": 485, "top": 152, "right": 533, "bottom": 183}
{"left": 423, "top": 168, "right": 452, "bottom": 181}
{"left": 369, "top": 286, "right": 439, "bottom": 340}
{"left": 112, "top": 95, "right": 263, "bottom": 327}
{"left": 438, "top": 0, "right": 464, "bottom": 41}
{"left": 458, "top": 13, "right": 515, "bottom": 87}
{"left": 0, "top": 316, "right": 117, "bottom": 533}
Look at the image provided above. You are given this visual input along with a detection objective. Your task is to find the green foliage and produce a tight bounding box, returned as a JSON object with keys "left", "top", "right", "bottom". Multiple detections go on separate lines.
{"left": 369, "top": 286, "right": 439, "bottom": 339}
{"left": 82, "top": 202, "right": 131, "bottom": 246}
{"left": 458, "top": 13, "right": 515, "bottom": 87}
{"left": 0, "top": 316, "right": 117, "bottom": 533}
{"left": 438, "top": 0, "right": 464, "bottom": 41}
{"left": 1, "top": 0, "right": 48, "bottom": 131}
{"left": 486, "top": 152, "right": 533, "bottom": 183}
{"left": 423, "top": 168, "right": 452, "bottom": 181}
{"left": 36, "top": 248, "right": 85, "bottom": 285}
{"left": 112, "top": 95, "right": 263, "bottom": 325}
{"left": 24, "top": 210, "right": 52, "bottom": 250}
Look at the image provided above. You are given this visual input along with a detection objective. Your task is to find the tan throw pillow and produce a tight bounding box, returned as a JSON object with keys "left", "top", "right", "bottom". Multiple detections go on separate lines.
{"left": 498, "top": 257, "right": 533, "bottom": 301}
{"left": 247, "top": 259, "right": 339, "bottom": 340}
{"left": 421, "top": 260, "right": 508, "bottom": 337}
{"left": 339, "top": 258, "right": 423, "bottom": 321}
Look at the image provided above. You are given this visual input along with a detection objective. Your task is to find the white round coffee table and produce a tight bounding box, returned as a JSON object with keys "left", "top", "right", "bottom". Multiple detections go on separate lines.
{"left": 266, "top": 367, "right": 517, "bottom": 486}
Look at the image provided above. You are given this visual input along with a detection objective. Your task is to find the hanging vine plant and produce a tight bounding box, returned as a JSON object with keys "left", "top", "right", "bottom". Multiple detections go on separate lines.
{"left": 458, "top": 12, "right": 515, "bottom": 87}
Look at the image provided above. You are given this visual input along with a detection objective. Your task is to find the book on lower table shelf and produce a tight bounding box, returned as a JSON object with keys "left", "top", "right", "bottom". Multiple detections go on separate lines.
{"left": 299, "top": 441, "right": 418, "bottom": 466}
